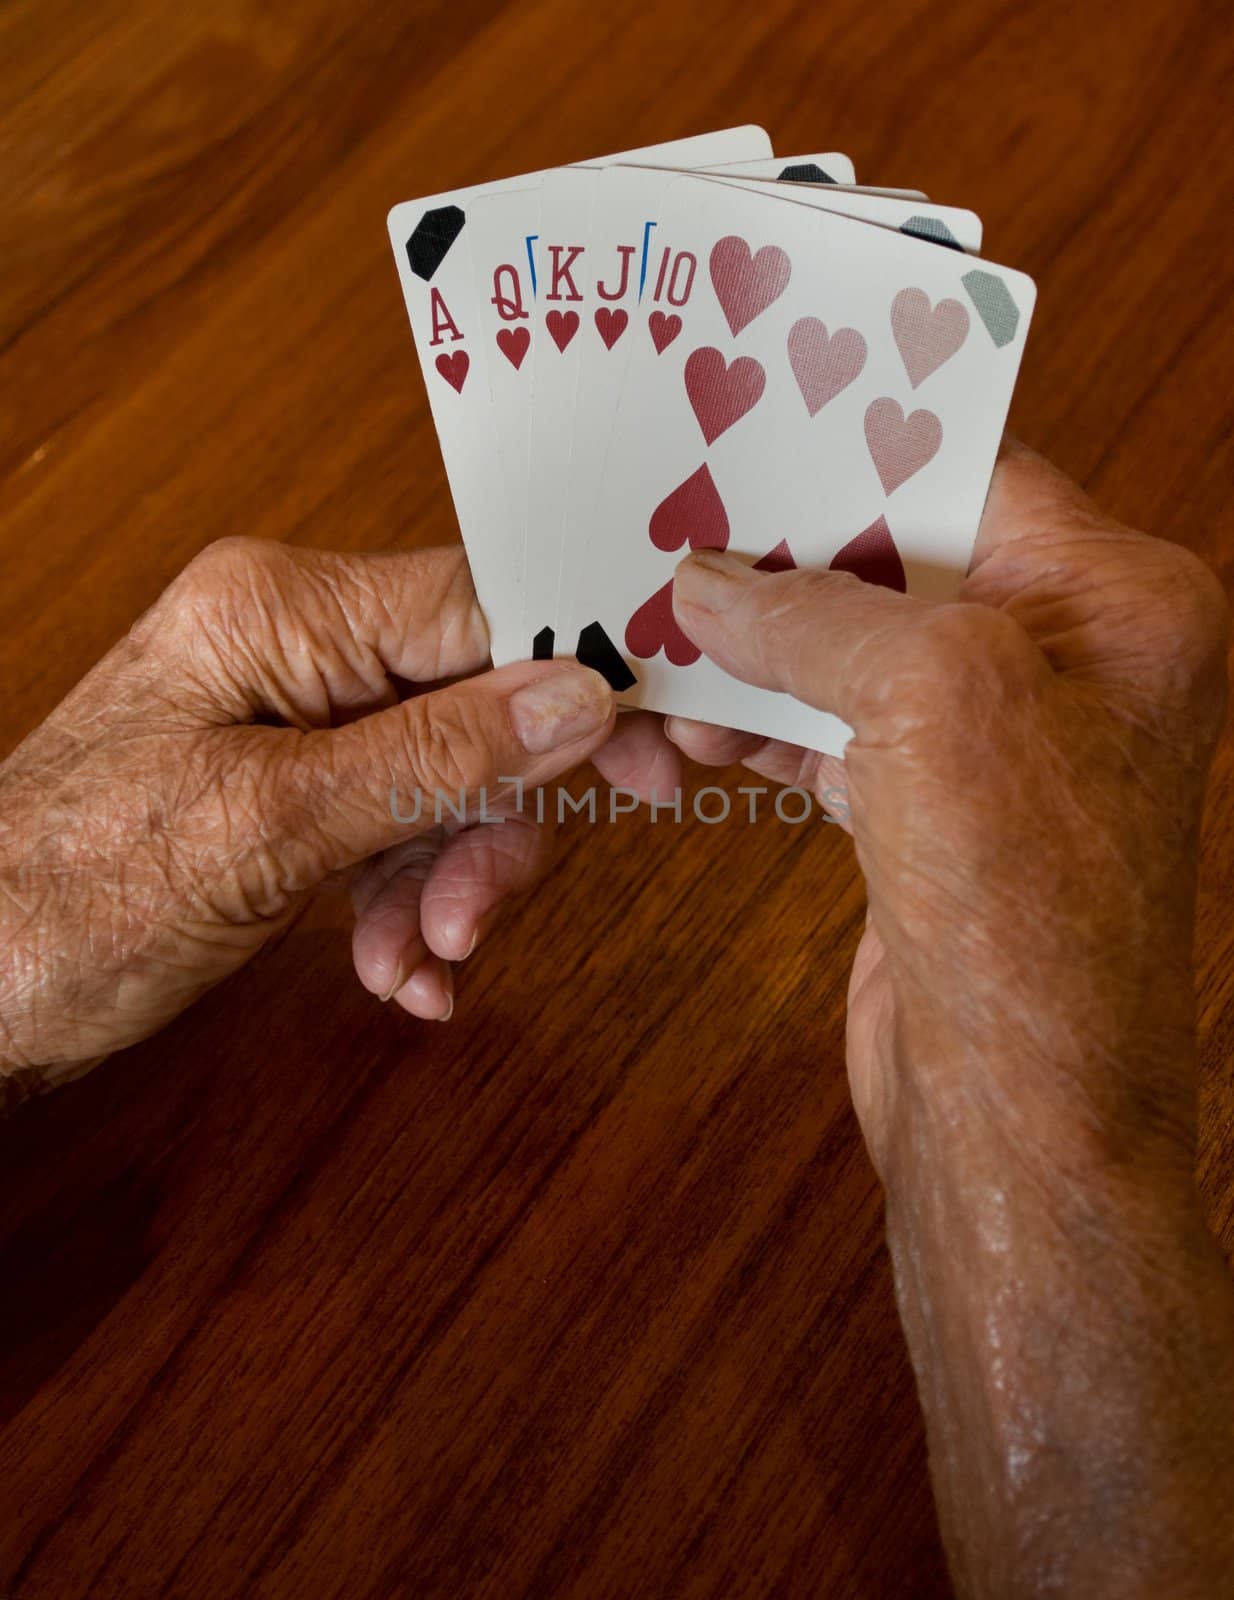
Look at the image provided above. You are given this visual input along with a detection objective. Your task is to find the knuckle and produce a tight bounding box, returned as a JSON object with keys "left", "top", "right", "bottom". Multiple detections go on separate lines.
{"left": 1143, "top": 545, "right": 1230, "bottom": 734}
{"left": 172, "top": 537, "right": 293, "bottom": 630}
{"left": 154, "top": 538, "right": 296, "bottom": 691}
{"left": 1158, "top": 545, "right": 1229, "bottom": 654}
{"left": 1098, "top": 538, "right": 1231, "bottom": 714}
{"left": 183, "top": 536, "right": 277, "bottom": 595}
{"left": 871, "top": 603, "right": 1039, "bottom": 751}
{"left": 129, "top": 538, "right": 282, "bottom": 658}
{"left": 911, "top": 602, "right": 1034, "bottom": 689}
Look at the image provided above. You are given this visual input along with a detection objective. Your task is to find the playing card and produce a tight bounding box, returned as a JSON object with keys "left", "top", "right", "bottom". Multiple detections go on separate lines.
{"left": 511, "top": 156, "right": 859, "bottom": 662}
{"left": 514, "top": 165, "right": 612, "bottom": 659}
{"left": 465, "top": 137, "right": 784, "bottom": 661}
{"left": 703, "top": 151, "right": 857, "bottom": 185}
{"left": 386, "top": 127, "right": 771, "bottom": 661}
{"left": 548, "top": 164, "right": 985, "bottom": 671}
{"left": 462, "top": 180, "right": 541, "bottom": 628}
{"left": 560, "top": 172, "right": 1035, "bottom": 753}
{"left": 698, "top": 177, "right": 983, "bottom": 252}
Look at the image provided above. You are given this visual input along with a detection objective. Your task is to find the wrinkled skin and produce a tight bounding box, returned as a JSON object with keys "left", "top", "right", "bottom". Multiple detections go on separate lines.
{"left": 0, "top": 539, "right": 676, "bottom": 1100}
{"left": 670, "top": 439, "right": 1229, "bottom": 1181}
{"left": 3, "top": 440, "right": 1234, "bottom": 1596}
{"left": 669, "top": 438, "right": 1234, "bottom": 1597}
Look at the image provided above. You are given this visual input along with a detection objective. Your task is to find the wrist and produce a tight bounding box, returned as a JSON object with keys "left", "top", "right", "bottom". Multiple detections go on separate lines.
{"left": 881, "top": 1048, "right": 1205, "bottom": 1270}
{"left": 879, "top": 1043, "right": 1234, "bottom": 1600}
{"left": 884, "top": 976, "right": 1201, "bottom": 1204}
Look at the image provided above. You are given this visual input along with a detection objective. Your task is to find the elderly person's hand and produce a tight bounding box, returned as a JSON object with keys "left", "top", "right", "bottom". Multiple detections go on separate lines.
{"left": 668, "top": 439, "right": 1234, "bottom": 1596}
{"left": 0, "top": 539, "right": 672, "bottom": 1102}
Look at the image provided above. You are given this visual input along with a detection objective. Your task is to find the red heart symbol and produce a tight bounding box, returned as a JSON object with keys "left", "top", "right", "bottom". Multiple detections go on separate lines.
{"left": 595, "top": 307, "right": 628, "bottom": 350}
{"left": 546, "top": 309, "right": 579, "bottom": 352}
{"left": 787, "top": 318, "right": 867, "bottom": 416}
{"left": 890, "top": 288, "right": 969, "bottom": 388}
{"left": 649, "top": 311, "right": 682, "bottom": 354}
{"left": 754, "top": 539, "right": 796, "bottom": 573}
{"left": 625, "top": 579, "right": 701, "bottom": 666}
{"left": 435, "top": 350, "right": 469, "bottom": 393}
{"left": 496, "top": 326, "right": 530, "bottom": 370}
{"left": 829, "top": 515, "right": 907, "bottom": 591}
{"left": 709, "top": 236, "right": 791, "bottom": 336}
{"left": 649, "top": 464, "right": 729, "bottom": 553}
{"left": 864, "top": 398, "right": 942, "bottom": 494}
{"left": 685, "top": 347, "right": 766, "bottom": 446}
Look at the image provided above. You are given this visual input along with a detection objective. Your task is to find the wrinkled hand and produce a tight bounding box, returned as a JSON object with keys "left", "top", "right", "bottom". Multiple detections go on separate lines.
{"left": 669, "top": 440, "right": 1234, "bottom": 1596}
{"left": 0, "top": 539, "right": 673, "bottom": 1100}
{"left": 669, "top": 438, "right": 1229, "bottom": 1180}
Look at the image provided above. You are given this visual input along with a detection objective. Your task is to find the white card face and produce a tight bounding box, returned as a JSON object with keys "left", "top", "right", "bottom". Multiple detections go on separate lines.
{"left": 386, "top": 127, "right": 771, "bottom": 661}
{"left": 561, "top": 172, "right": 1036, "bottom": 755}
{"left": 517, "top": 167, "right": 608, "bottom": 658}
{"left": 703, "top": 150, "right": 857, "bottom": 186}
{"left": 464, "top": 180, "right": 542, "bottom": 638}
{"left": 514, "top": 156, "right": 825, "bottom": 663}
{"left": 549, "top": 164, "right": 979, "bottom": 659}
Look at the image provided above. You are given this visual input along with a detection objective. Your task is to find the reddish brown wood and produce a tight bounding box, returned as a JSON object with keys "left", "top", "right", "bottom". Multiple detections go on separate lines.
{"left": 1, "top": 1, "right": 1232, "bottom": 1594}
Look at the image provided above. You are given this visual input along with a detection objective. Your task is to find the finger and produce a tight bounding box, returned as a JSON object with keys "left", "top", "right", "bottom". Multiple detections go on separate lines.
{"left": 415, "top": 714, "right": 682, "bottom": 962}
{"left": 419, "top": 810, "right": 555, "bottom": 962}
{"left": 672, "top": 550, "right": 936, "bottom": 731}
{"left": 350, "top": 832, "right": 443, "bottom": 1001}
{"left": 390, "top": 955, "right": 454, "bottom": 1022}
{"left": 665, "top": 718, "right": 854, "bottom": 832}
{"left": 591, "top": 710, "right": 683, "bottom": 802}
{"left": 808, "top": 753, "right": 852, "bottom": 823}
{"left": 140, "top": 540, "right": 489, "bottom": 726}
{"left": 279, "top": 659, "right": 616, "bottom": 881}
{"left": 663, "top": 717, "right": 768, "bottom": 768}
{"left": 668, "top": 716, "right": 815, "bottom": 789}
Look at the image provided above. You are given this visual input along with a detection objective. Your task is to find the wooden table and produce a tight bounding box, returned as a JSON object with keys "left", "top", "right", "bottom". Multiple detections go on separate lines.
{"left": 2, "top": 2, "right": 1232, "bottom": 1594}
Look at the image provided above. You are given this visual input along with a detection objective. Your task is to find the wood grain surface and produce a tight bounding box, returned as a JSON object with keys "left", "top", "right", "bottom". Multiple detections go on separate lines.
{"left": 2, "top": 1, "right": 1233, "bottom": 1595}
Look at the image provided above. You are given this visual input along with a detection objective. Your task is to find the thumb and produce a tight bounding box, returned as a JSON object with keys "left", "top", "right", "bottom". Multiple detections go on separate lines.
{"left": 672, "top": 549, "right": 931, "bottom": 731}
{"left": 272, "top": 660, "right": 615, "bottom": 879}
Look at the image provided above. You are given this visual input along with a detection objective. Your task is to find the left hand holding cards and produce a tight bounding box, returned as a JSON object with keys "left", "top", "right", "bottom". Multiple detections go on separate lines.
{"left": 0, "top": 539, "right": 677, "bottom": 1097}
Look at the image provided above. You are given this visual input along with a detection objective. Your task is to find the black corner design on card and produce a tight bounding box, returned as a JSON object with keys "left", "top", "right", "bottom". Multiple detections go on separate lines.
{"left": 778, "top": 163, "right": 836, "bottom": 184}
{"left": 576, "top": 623, "right": 637, "bottom": 691}
{"left": 900, "top": 217, "right": 964, "bottom": 252}
{"left": 406, "top": 205, "right": 466, "bottom": 281}
{"left": 532, "top": 626, "right": 555, "bottom": 660}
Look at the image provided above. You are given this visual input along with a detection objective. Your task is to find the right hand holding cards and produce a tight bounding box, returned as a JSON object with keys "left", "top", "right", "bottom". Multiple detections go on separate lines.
{"left": 388, "top": 129, "right": 1034, "bottom": 756}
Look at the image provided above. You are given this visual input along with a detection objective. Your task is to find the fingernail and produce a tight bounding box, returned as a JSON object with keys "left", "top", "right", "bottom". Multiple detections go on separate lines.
{"left": 379, "top": 955, "right": 411, "bottom": 1003}
{"left": 442, "top": 915, "right": 478, "bottom": 961}
{"left": 508, "top": 668, "right": 613, "bottom": 754}
{"left": 674, "top": 550, "right": 752, "bottom": 613}
{"left": 436, "top": 967, "right": 455, "bottom": 1021}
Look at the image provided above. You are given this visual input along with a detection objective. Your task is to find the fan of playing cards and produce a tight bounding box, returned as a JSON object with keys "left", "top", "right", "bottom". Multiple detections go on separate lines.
{"left": 388, "top": 128, "right": 1035, "bottom": 756}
